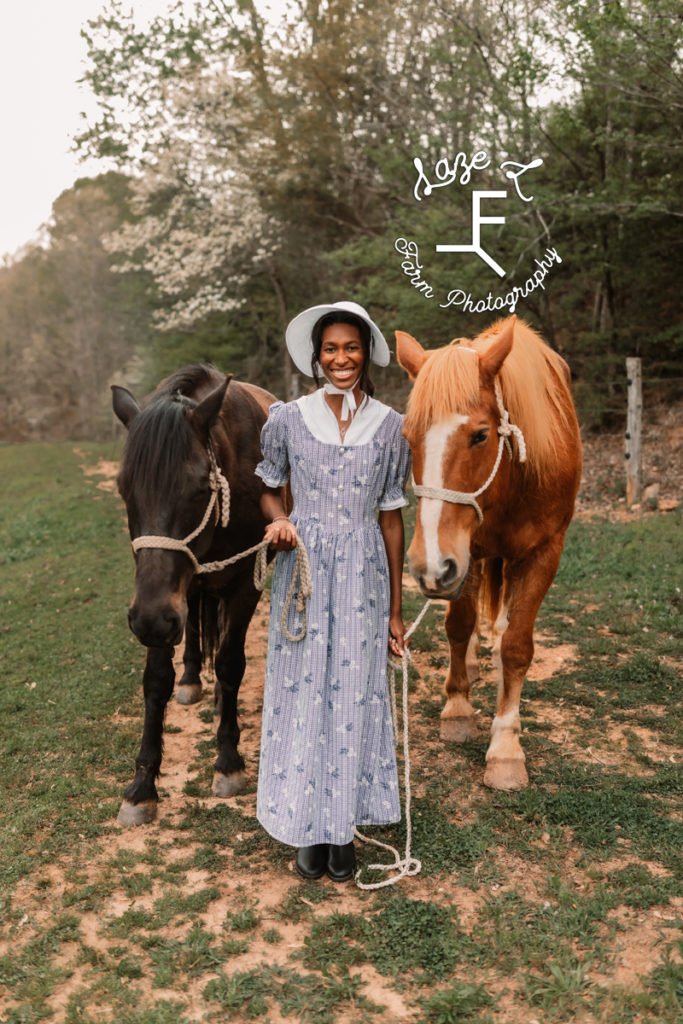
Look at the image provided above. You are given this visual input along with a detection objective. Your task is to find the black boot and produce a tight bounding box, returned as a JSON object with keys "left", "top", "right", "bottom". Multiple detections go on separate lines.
{"left": 295, "top": 844, "right": 328, "bottom": 880}
{"left": 327, "top": 841, "right": 356, "bottom": 882}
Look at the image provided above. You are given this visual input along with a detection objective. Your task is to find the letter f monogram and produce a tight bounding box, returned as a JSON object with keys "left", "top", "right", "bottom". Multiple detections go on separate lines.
{"left": 436, "top": 191, "right": 507, "bottom": 277}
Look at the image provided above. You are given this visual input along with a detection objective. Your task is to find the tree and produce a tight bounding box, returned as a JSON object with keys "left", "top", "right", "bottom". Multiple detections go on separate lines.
{"left": 534, "top": 0, "right": 683, "bottom": 417}
{"left": 0, "top": 173, "right": 155, "bottom": 440}
{"left": 75, "top": 0, "right": 682, "bottom": 419}
{"left": 0, "top": 246, "right": 67, "bottom": 439}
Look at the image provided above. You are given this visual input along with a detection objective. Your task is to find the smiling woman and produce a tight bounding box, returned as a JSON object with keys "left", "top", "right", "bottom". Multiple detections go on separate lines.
{"left": 317, "top": 322, "right": 364, "bottom": 388}
{"left": 310, "top": 311, "right": 377, "bottom": 436}
{"left": 254, "top": 300, "right": 412, "bottom": 884}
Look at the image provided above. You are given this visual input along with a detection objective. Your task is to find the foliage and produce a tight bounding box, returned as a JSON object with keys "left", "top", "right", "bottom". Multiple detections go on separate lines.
{"left": 71, "top": 0, "right": 683, "bottom": 414}
{"left": 537, "top": 0, "right": 683, "bottom": 411}
{"left": 1, "top": 1, "right": 681, "bottom": 436}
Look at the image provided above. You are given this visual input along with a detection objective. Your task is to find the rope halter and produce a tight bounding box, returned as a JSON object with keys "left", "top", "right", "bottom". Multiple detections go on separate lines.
{"left": 412, "top": 379, "right": 527, "bottom": 524}
{"left": 130, "top": 440, "right": 313, "bottom": 643}
{"left": 131, "top": 443, "right": 231, "bottom": 573}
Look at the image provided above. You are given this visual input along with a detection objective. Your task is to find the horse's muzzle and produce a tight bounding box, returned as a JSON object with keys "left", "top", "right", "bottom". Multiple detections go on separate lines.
{"left": 127, "top": 605, "right": 184, "bottom": 648}
{"left": 412, "top": 559, "right": 466, "bottom": 601}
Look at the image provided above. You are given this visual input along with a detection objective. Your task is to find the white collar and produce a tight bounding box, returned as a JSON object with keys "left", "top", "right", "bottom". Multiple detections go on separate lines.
{"left": 296, "top": 388, "right": 392, "bottom": 446}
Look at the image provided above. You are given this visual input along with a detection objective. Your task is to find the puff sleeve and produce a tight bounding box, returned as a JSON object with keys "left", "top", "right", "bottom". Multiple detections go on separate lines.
{"left": 378, "top": 415, "right": 412, "bottom": 511}
{"left": 255, "top": 401, "right": 290, "bottom": 487}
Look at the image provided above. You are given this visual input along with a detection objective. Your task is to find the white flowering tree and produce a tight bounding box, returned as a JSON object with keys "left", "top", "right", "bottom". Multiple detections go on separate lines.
{"left": 78, "top": 0, "right": 296, "bottom": 388}
{"left": 78, "top": 0, "right": 442, "bottom": 391}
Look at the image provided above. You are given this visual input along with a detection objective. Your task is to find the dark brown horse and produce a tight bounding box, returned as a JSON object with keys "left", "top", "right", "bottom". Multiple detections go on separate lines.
{"left": 397, "top": 317, "right": 582, "bottom": 790}
{"left": 112, "top": 364, "right": 278, "bottom": 824}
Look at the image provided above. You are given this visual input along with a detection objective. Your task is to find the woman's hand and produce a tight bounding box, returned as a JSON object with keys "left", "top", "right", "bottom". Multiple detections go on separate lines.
{"left": 388, "top": 613, "right": 408, "bottom": 658}
{"left": 379, "top": 509, "right": 407, "bottom": 659}
{"left": 264, "top": 517, "right": 297, "bottom": 552}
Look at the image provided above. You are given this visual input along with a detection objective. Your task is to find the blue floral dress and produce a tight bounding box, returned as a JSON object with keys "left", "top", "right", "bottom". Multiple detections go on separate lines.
{"left": 255, "top": 396, "right": 411, "bottom": 847}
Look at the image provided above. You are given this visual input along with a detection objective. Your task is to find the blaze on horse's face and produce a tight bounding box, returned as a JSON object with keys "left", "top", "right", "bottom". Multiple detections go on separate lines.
{"left": 112, "top": 380, "right": 228, "bottom": 647}
{"left": 397, "top": 321, "right": 514, "bottom": 600}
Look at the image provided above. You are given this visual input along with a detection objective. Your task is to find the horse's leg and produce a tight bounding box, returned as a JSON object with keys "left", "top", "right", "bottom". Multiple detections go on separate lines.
{"left": 118, "top": 646, "right": 175, "bottom": 825}
{"left": 213, "top": 678, "right": 223, "bottom": 735}
{"left": 440, "top": 560, "right": 482, "bottom": 742}
{"left": 211, "top": 575, "right": 260, "bottom": 798}
{"left": 176, "top": 592, "right": 203, "bottom": 705}
{"left": 483, "top": 540, "right": 563, "bottom": 791}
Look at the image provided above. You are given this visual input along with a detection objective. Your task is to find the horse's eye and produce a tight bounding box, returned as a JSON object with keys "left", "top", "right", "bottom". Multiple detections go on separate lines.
{"left": 470, "top": 430, "right": 488, "bottom": 447}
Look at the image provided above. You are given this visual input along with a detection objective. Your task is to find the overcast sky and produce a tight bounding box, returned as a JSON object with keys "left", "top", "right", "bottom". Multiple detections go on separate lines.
{"left": 0, "top": 3, "right": 153, "bottom": 260}
{"left": 2, "top": 3, "right": 129, "bottom": 259}
{"left": 0, "top": 1, "right": 289, "bottom": 261}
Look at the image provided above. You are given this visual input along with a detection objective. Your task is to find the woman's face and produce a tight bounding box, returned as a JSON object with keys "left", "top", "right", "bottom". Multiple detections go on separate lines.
{"left": 318, "top": 322, "right": 366, "bottom": 390}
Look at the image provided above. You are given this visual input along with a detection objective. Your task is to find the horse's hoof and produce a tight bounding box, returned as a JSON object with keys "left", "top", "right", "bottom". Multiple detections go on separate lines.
{"left": 212, "top": 771, "right": 247, "bottom": 797}
{"left": 117, "top": 799, "right": 158, "bottom": 826}
{"left": 176, "top": 683, "right": 202, "bottom": 705}
{"left": 483, "top": 759, "right": 529, "bottom": 791}
{"left": 440, "top": 716, "right": 479, "bottom": 742}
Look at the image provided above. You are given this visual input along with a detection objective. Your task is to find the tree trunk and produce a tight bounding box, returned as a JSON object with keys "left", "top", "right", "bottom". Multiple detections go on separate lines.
{"left": 268, "top": 260, "right": 296, "bottom": 401}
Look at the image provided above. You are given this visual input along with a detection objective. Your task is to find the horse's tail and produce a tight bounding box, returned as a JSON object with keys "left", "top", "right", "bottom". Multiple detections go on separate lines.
{"left": 199, "top": 591, "right": 223, "bottom": 668}
{"left": 479, "top": 557, "right": 503, "bottom": 630}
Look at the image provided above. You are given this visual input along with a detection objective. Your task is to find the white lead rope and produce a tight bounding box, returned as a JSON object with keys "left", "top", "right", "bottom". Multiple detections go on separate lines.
{"left": 354, "top": 598, "right": 434, "bottom": 889}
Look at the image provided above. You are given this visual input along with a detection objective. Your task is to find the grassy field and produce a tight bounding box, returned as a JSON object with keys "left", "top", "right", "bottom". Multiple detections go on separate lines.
{"left": 0, "top": 442, "right": 680, "bottom": 1024}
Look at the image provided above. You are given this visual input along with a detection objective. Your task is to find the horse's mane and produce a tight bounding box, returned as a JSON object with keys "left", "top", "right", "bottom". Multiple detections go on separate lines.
{"left": 117, "top": 365, "right": 221, "bottom": 504}
{"left": 118, "top": 398, "right": 195, "bottom": 505}
{"left": 404, "top": 318, "right": 576, "bottom": 479}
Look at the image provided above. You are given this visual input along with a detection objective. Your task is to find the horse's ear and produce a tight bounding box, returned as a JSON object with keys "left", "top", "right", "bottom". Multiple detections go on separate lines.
{"left": 188, "top": 374, "right": 232, "bottom": 438}
{"left": 111, "top": 385, "right": 140, "bottom": 429}
{"left": 396, "top": 331, "right": 428, "bottom": 380}
{"left": 479, "top": 316, "right": 516, "bottom": 381}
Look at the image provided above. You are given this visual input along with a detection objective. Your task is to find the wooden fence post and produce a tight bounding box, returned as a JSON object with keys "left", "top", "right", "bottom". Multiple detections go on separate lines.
{"left": 625, "top": 357, "right": 642, "bottom": 505}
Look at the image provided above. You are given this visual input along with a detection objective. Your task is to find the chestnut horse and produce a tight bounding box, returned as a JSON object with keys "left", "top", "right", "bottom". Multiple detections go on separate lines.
{"left": 112, "top": 364, "right": 278, "bottom": 824}
{"left": 397, "top": 316, "right": 582, "bottom": 790}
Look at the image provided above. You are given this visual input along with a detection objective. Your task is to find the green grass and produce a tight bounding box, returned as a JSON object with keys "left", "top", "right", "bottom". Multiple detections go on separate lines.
{"left": 144, "top": 926, "right": 225, "bottom": 986}
{"left": 419, "top": 982, "right": 493, "bottom": 1023}
{"left": 205, "top": 964, "right": 381, "bottom": 1022}
{"left": 224, "top": 903, "right": 261, "bottom": 932}
{"left": 1, "top": 444, "right": 681, "bottom": 1024}
{"left": 524, "top": 959, "right": 593, "bottom": 1017}
{"left": 0, "top": 442, "right": 141, "bottom": 891}
{"left": 544, "top": 515, "right": 681, "bottom": 660}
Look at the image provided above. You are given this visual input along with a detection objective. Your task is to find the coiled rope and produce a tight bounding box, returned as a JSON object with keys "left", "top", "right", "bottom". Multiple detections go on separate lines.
{"left": 354, "top": 597, "right": 434, "bottom": 889}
